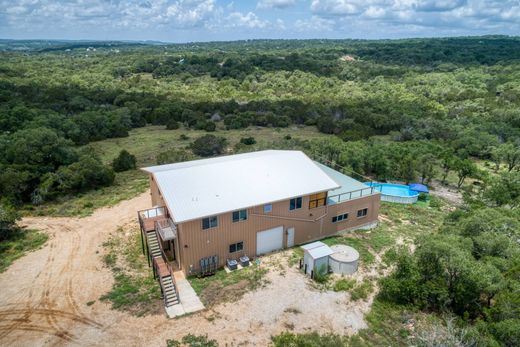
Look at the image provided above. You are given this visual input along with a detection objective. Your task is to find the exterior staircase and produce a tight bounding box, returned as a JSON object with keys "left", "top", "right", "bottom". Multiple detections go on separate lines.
{"left": 161, "top": 275, "right": 179, "bottom": 307}
{"left": 146, "top": 231, "right": 162, "bottom": 258}
{"left": 146, "top": 231, "right": 180, "bottom": 308}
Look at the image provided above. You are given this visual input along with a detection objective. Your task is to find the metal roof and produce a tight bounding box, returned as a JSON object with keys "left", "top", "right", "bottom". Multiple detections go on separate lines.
{"left": 142, "top": 150, "right": 341, "bottom": 223}
{"left": 301, "top": 241, "right": 327, "bottom": 251}
{"left": 305, "top": 243, "right": 334, "bottom": 259}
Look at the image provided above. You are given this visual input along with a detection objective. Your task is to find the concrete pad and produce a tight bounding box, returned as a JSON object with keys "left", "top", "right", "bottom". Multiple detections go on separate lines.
{"left": 164, "top": 271, "right": 205, "bottom": 318}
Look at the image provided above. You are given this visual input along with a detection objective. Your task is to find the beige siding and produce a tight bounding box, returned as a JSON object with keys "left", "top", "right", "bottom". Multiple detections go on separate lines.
{"left": 177, "top": 193, "right": 380, "bottom": 275}
{"left": 148, "top": 173, "right": 381, "bottom": 275}
{"left": 150, "top": 175, "right": 166, "bottom": 207}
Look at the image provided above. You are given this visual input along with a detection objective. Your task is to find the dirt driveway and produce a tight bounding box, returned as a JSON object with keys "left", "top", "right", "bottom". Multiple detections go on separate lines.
{"left": 0, "top": 191, "right": 373, "bottom": 346}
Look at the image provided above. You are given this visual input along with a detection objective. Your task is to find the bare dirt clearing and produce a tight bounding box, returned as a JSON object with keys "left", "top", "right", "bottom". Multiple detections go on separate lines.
{"left": 0, "top": 191, "right": 377, "bottom": 346}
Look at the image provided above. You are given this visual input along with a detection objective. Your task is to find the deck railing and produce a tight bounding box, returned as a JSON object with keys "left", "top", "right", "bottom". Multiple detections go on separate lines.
{"left": 138, "top": 206, "right": 166, "bottom": 221}
{"left": 327, "top": 185, "right": 382, "bottom": 204}
{"left": 155, "top": 218, "right": 177, "bottom": 241}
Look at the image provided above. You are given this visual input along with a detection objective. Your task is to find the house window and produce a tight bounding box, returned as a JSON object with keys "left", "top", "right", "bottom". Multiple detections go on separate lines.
{"left": 309, "top": 192, "right": 327, "bottom": 209}
{"left": 332, "top": 213, "right": 349, "bottom": 223}
{"left": 357, "top": 208, "right": 368, "bottom": 218}
{"left": 229, "top": 241, "right": 244, "bottom": 253}
{"left": 202, "top": 216, "right": 218, "bottom": 230}
{"left": 232, "top": 209, "right": 248, "bottom": 222}
{"left": 264, "top": 204, "right": 272, "bottom": 213}
{"left": 289, "top": 197, "right": 302, "bottom": 211}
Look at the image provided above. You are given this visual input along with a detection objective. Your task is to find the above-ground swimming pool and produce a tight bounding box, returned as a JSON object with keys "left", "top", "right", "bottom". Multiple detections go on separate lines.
{"left": 365, "top": 182, "right": 419, "bottom": 204}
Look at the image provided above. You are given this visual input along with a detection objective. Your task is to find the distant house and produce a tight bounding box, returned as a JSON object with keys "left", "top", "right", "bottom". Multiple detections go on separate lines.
{"left": 138, "top": 150, "right": 380, "bottom": 280}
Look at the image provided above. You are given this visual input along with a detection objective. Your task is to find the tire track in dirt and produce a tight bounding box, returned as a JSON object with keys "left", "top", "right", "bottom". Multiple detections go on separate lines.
{"left": 0, "top": 220, "right": 104, "bottom": 344}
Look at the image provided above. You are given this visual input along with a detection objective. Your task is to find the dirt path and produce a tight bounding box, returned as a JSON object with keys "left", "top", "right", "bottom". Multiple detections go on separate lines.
{"left": 0, "top": 191, "right": 373, "bottom": 346}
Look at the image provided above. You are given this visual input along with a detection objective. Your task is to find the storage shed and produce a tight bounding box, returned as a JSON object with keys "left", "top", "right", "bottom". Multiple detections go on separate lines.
{"left": 302, "top": 241, "right": 334, "bottom": 276}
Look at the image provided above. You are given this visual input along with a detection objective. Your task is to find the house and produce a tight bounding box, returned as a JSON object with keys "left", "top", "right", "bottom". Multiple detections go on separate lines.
{"left": 138, "top": 150, "right": 380, "bottom": 281}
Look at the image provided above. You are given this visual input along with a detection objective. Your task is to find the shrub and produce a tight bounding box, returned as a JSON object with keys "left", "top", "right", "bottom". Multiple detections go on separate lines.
{"left": 156, "top": 149, "right": 194, "bottom": 165}
{"left": 204, "top": 121, "right": 216, "bottom": 132}
{"left": 190, "top": 135, "right": 227, "bottom": 157}
{"left": 0, "top": 203, "right": 20, "bottom": 242}
{"left": 167, "top": 334, "right": 218, "bottom": 347}
{"left": 111, "top": 150, "right": 137, "bottom": 172}
{"left": 240, "top": 137, "right": 256, "bottom": 145}
{"left": 166, "top": 119, "right": 179, "bottom": 130}
{"left": 179, "top": 134, "right": 190, "bottom": 140}
{"left": 313, "top": 264, "right": 329, "bottom": 283}
{"left": 39, "top": 155, "right": 115, "bottom": 200}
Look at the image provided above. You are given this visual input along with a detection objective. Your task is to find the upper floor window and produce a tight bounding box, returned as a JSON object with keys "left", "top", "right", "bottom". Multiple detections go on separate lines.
{"left": 332, "top": 213, "right": 348, "bottom": 223}
{"left": 309, "top": 192, "right": 327, "bottom": 209}
{"left": 357, "top": 208, "right": 368, "bottom": 218}
{"left": 289, "top": 197, "right": 302, "bottom": 211}
{"left": 202, "top": 216, "right": 218, "bottom": 230}
{"left": 232, "top": 209, "right": 248, "bottom": 222}
{"left": 264, "top": 204, "right": 272, "bottom": 213}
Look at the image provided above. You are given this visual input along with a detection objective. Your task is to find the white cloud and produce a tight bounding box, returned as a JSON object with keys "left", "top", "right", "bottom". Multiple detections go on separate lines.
{"left": 294, "top": 16, "right": 335, "bottom": 31}
{"left": 257, "top": 0, "right": 296, "bottom": 9}
{"left": 225, "top": 11, "right": 270, "bottom": 29}
{"left": 166, "top": 0, "right": 216, "bottom": 28}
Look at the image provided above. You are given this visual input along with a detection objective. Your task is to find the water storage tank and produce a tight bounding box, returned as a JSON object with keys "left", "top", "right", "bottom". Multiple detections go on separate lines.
{"left": 329, "top": 244, "right": 359, "bottom": 275}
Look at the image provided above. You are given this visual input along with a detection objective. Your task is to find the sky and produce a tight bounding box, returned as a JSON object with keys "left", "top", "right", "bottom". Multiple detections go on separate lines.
{"left": 1, "top": 0, "right": 519, "bottom": 42}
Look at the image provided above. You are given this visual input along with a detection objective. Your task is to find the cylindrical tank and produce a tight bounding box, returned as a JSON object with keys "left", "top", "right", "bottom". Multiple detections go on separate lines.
{"left": 329, "top": 244, "right": 359, "bottom": 275}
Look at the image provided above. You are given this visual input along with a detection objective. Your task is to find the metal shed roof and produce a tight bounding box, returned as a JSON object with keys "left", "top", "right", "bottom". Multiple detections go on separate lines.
{"left": 142, "top": 150, "right": 340, "bottom": 223}
{"left": 303, "top": 242, "right": 334, "bottom": 259}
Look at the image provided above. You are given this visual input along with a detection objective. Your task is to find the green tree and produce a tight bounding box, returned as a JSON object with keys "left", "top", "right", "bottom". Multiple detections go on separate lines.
{"left": 484, "top": 172, "right": 520, "bottom": 208}
{"left": 454, "top": 158, "right": 478, "bottom": 188}
{"left": 496, "top": 142, "right": 520, "bottom": 172}
{"left": 190, "top": 135, "right": 227, "bottom": 157}
{"left": 0, "top": 203, "right": 19, "bottom": 241}
{"left": 111, "top": 150, "right": 137, "bottom": 172}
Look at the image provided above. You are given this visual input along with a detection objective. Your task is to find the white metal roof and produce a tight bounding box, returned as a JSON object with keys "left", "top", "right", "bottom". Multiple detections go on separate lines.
{"left": 142, "top": 150, "right": 340, "bottom": 223}
{"left": 303, "top": 242, "right": 334, "bottom": 259}
{"left": 301, "top": 241, "right": 327, "bottom": 251}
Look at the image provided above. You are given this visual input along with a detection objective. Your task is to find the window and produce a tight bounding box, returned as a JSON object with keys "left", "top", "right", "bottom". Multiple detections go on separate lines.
{"left": 232, "top": 209, "right": 248, "bottom": 222}
{"left": 202, "top": 216, "right": 218, "bottom": 230}
{"left": 357, "top": 208, "right": 368, "bottom": 218}
{"left": 332, "top": 213, "right": 349, "bottom": 223}
{"left": 264, "top": 204, "right": 272, "bottom": 213}
{"left": 229, "top": 241, "right": 244, "bottom": 253}
{"left": 289, "top": 197, "right": 302, "bottom": 210}
{"left": 309, "top": 192, "right": 327, "bottom": 209}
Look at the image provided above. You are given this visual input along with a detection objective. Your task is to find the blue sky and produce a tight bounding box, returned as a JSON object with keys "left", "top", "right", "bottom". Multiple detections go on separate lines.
{"left": 1, "top": 1, "right": 519, "bottom": 42}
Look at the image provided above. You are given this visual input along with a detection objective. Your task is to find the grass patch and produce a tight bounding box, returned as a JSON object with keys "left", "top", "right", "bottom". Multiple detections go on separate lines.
{"left": 288, "top": 247, "right": 304, "bottom": 267}
{"left": 351, "top": 280, "right": 374, "bottom": 301}
{"left": 100, "top": 227, "right": 162, "bottom": 316}
{"left": 272, "top": 332, "right": 350, "bottom": 347}
{"left": 333, "top": 278, "right": 356, "bottom": 292}
{"left": 188, "top": 265, "right": 268, "bottom": 307}
{"left": 167, "top": 334, "right": 218, "bottom": 347}
{"left": 0, "top": 229, "right": 48, "bottom": 273}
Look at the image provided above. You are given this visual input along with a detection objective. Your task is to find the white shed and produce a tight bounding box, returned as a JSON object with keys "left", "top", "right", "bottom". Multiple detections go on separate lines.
{"left": 302, "top": 241, "right": 334, "bottom": 276}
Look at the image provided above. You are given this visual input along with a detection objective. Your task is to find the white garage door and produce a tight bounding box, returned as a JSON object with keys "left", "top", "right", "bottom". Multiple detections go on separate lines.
{"left": 256, "top": 226, "right": 284, "bottom": 255}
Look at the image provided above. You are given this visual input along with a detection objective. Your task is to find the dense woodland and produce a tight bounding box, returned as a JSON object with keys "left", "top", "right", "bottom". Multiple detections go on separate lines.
{"left": 1, "top": 37, "right": 520, "bottom": 345}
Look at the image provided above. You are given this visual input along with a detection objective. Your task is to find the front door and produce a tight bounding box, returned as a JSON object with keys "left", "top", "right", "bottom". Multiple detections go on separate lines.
{"left": 287, "top": 227, "right": 295, "bottom": 248}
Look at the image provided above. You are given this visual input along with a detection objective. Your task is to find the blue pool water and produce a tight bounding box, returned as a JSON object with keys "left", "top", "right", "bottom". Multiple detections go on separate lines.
{"left": 365, "top": 182, "right": 419, "bottom": 197}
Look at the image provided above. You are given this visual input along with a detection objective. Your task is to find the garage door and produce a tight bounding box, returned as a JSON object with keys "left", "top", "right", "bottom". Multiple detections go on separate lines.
{"left": 256, "top": 226, "right": 284, "bottom": 255}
